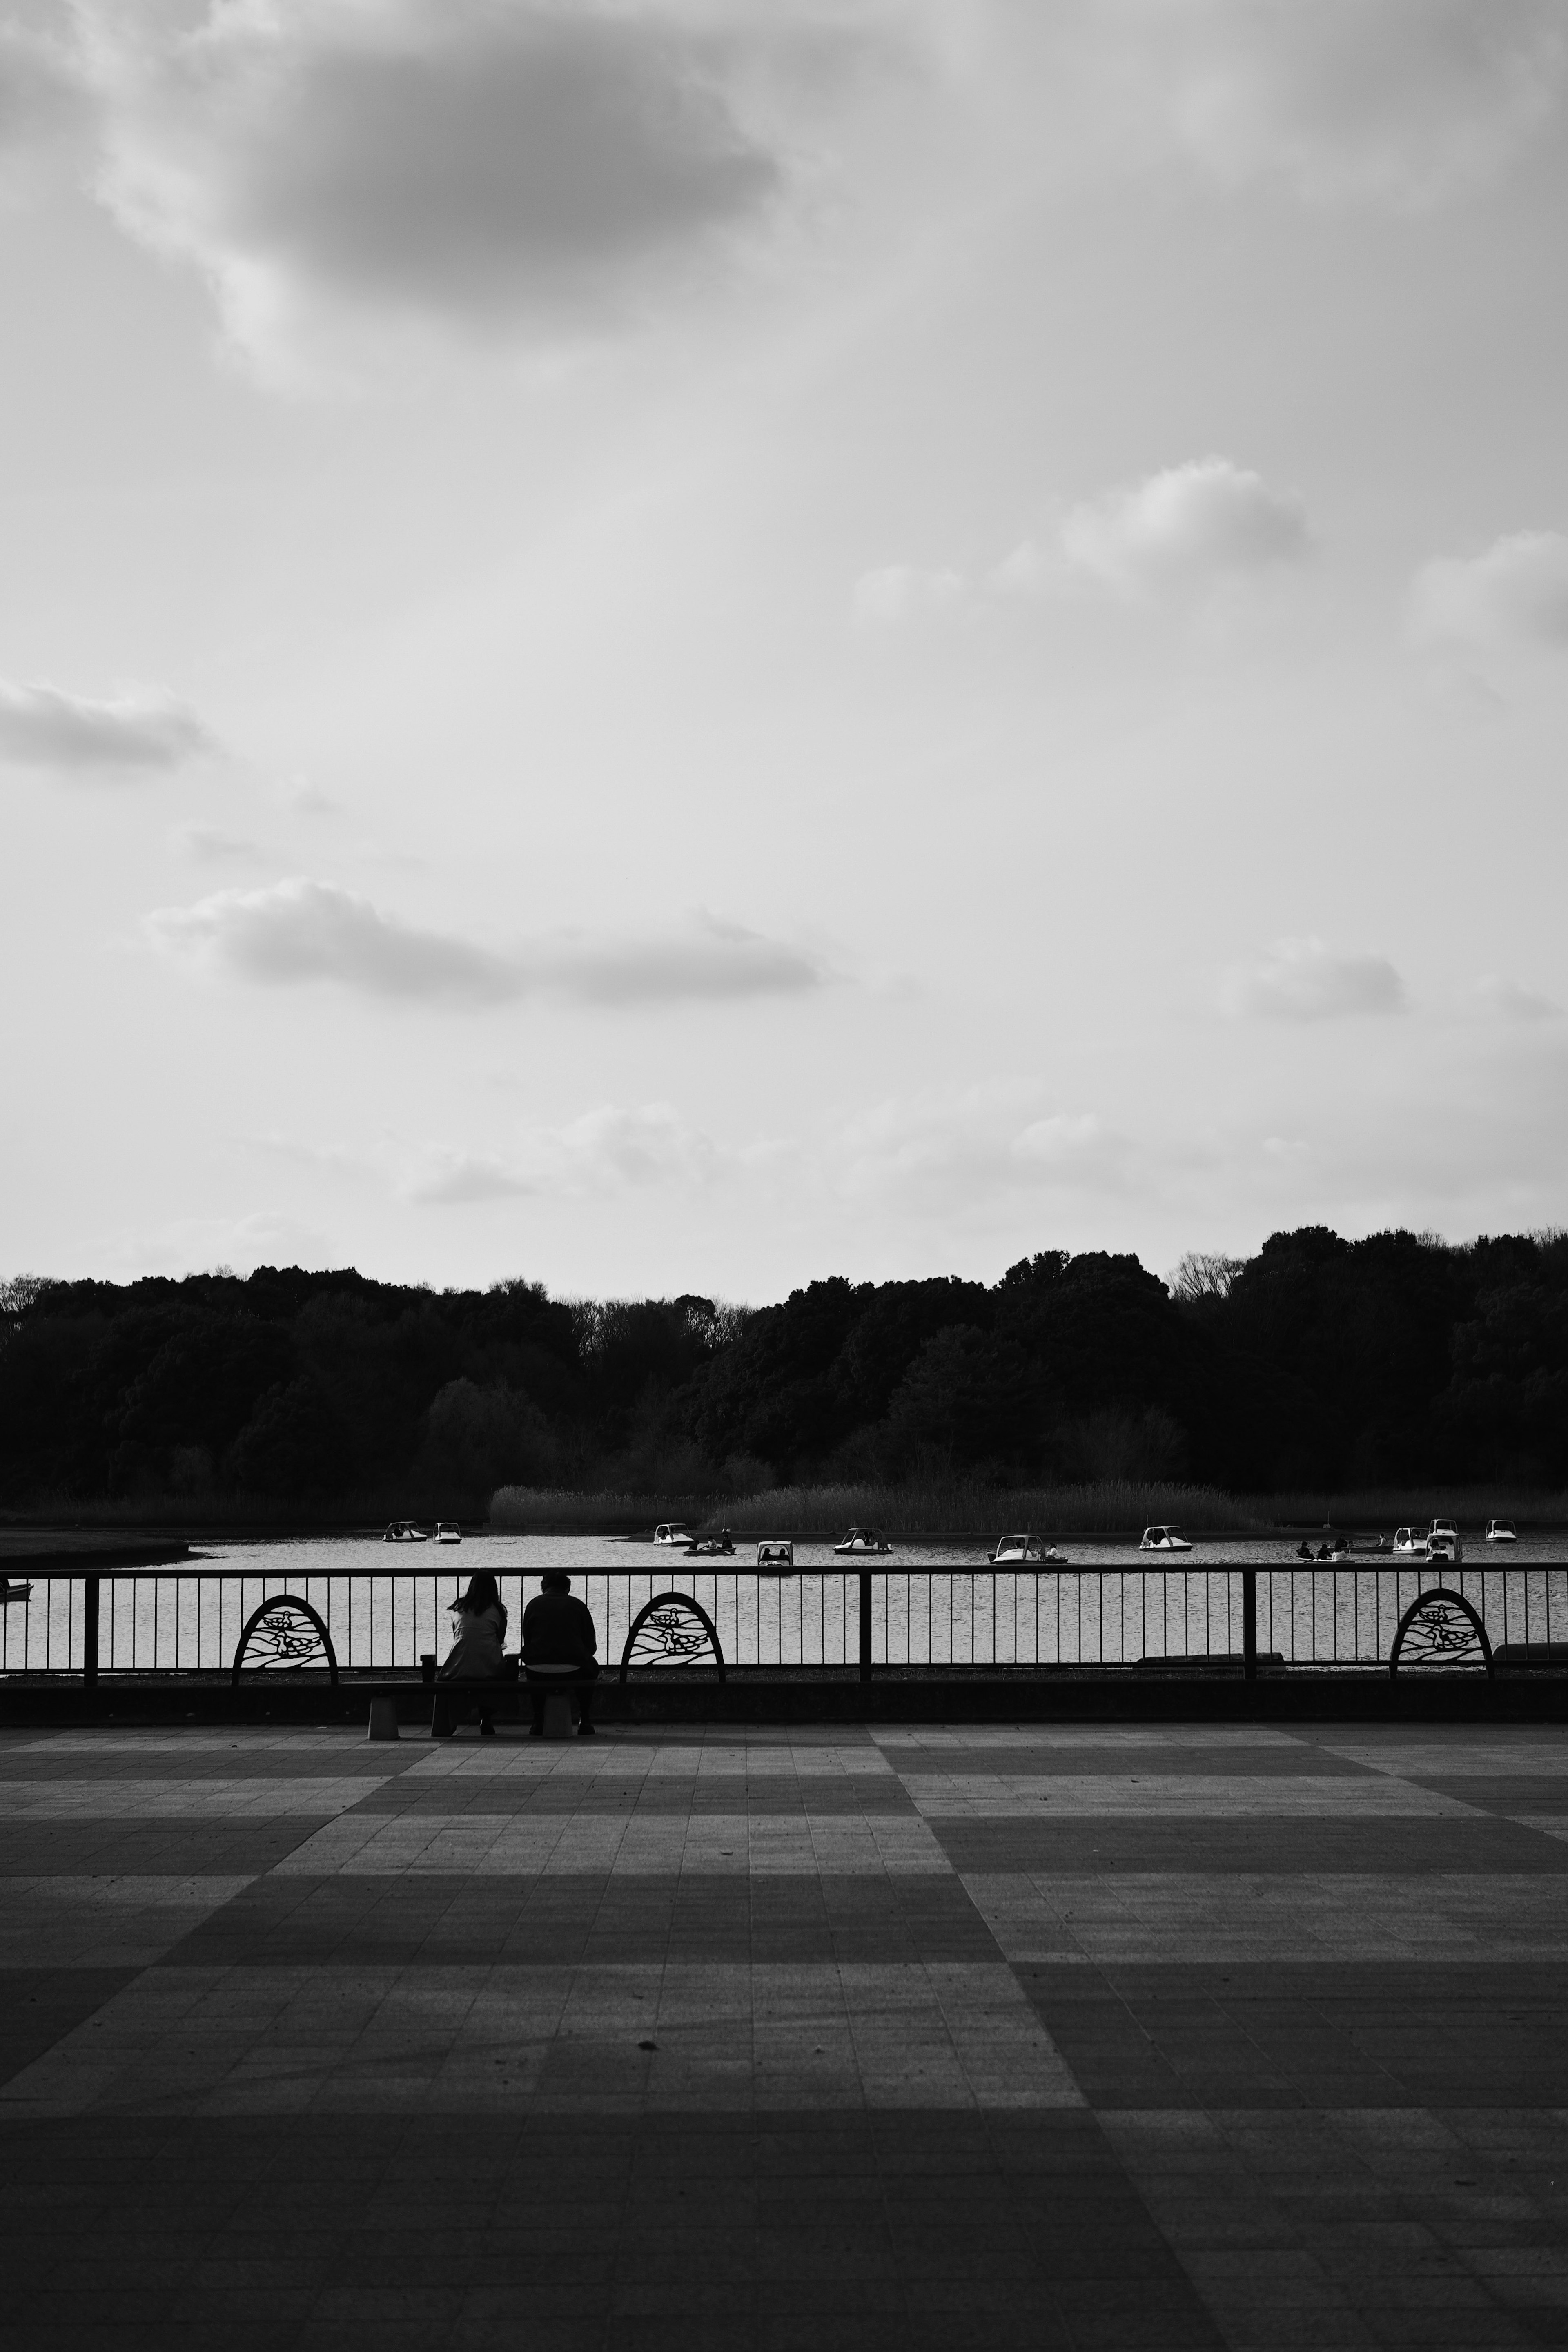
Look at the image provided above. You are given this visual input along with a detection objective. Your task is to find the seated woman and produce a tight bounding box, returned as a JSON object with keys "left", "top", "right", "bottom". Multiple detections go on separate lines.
{"left": 432, "top": 1570, "right": 508, "bottom": 1738}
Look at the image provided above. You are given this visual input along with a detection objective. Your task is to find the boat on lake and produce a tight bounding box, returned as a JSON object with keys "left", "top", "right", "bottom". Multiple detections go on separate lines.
{"left": 1486, "top": 1519, "right": 1518, "bottom": 1544}
{"left": 1, "top": 1579, "right": 31, "bottom": 1607}
{"left": 1392, "top": 1526, "right": 1428, "bottom": 1557}
{"left": 1139, "top": 1526, "right": 1192, "bottom": 1553}
{"left": 834, "top": 1528, "right": 893, "bottom": 1555}
{"left": 989, "top": 1533, "right": 1068, "bottom": 1566}
{"left": 684, "top": 1530, "right": 735, "bottom": 1557}
{"left": 653, "top": 1523, "right": 692, "bottom": 1547}
{"left": 383, "top": 1521, "right": 428, "bottom": 1544}
{"left": 757, "top": 1539, "right": 795, "bottom": 1575}
{"left": 1428, "top": 1517, "right": 1463, "bottom": 1564}
{"left": 433, "top": 1522, "right": 461, "bottom": 1545}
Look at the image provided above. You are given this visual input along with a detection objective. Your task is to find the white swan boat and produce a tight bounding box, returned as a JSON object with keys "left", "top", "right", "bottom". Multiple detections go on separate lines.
{"left": 653, "top": 1523, "right": 692, "bottom": 1547}
{"left": 834, "top": 1527, "right": 893, "bottom": 1555}
{"left": 757, "top": 1539, "right": 795, "bottom": 1575}
{"left": 1139, "top": 1526, "right": 1192, "bottom": 1553}
{"left": 1428, "top": 1517, "right": 1463, "bottom": 1564}
{"left": 433, "top": 1522, "right": 461, "bottom": 1545}
{"left": 383, "top": 1521, "right": 428, "bottom": 1544}
{"left": 1392, "top": 1526, "right": 1428, "bottom": 1557}
{"left": 1485, "top": 1519, "right": 1517, "bottom": 1544}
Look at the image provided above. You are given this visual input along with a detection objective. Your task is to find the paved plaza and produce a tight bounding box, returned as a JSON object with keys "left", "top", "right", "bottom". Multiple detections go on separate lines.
{"left": 2, "top": 1716, "right": 1567, "bottom": 2350}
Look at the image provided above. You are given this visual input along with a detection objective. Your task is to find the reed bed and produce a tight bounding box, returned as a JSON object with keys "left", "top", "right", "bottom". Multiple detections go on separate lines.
{"left": 490, "top": 1479, "right": 1265, "bottom": 1537}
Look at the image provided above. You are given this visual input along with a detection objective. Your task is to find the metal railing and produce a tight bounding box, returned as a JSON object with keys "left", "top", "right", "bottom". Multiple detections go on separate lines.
{"left": 3, "top": 1562, "right": 1567, "bottom": 1680}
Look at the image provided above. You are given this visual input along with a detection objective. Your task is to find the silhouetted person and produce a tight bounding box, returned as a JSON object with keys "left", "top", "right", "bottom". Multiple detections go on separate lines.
{"left": 523, "top": 1570, "right": 600, "bottom": 1737}
{"left": 432, "top": 1570, "right": 507, "bottom": 1739}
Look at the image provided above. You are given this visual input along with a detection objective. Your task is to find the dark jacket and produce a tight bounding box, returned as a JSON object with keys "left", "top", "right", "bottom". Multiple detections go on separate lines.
{"left": 522, "top": 1591, "right": 599, "bottom": 1670}
{"left": 437, "top": 1601, "right": 506, "bottom": 1682}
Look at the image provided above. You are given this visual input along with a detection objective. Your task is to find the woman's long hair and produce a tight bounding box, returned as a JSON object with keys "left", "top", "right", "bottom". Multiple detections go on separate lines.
{"left": 456, "top": 1571, "right": 507, "bottom": 1637}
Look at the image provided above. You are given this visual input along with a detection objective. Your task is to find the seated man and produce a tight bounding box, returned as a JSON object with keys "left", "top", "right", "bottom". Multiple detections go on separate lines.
{"left": 522, "top": 1570, "right": 600, "bottom": 1737}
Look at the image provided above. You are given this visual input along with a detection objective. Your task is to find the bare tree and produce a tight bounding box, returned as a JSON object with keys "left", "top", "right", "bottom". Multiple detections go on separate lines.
{"left": 1167, "top": 1251, "right": 1245, "bottom": 1306}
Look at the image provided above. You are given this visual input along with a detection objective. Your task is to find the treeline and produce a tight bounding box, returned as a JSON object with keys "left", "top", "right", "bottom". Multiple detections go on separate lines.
{"left": 0, "top": 1225, "right": 1565, "bottom": 1514}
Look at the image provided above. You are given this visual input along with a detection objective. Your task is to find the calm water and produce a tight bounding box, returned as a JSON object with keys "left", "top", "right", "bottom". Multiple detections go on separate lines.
{"left": 4, "top": 1530, "right": 1565, "bottom": 1675}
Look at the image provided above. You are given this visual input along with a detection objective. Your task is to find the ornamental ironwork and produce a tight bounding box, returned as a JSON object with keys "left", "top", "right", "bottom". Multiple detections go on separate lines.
{"left": 231, "top": 1592, "right": 339, "bottom": 1685}
{"left": 1388, "top": 1585, "right": 1493, "bottom": 1678}
{"left": 619, "top": 1589, "right": 726, "bottom": 1682}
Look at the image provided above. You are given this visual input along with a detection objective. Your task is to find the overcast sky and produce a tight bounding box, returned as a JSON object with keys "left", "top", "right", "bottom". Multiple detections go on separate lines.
{"left": 4, "top": 0, "right": 1568, "bottom": 1301}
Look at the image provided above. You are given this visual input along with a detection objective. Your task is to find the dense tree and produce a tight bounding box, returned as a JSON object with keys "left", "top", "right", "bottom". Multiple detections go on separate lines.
{"left": 0, "top": 1229, "right": 1564, "bottom": 1508}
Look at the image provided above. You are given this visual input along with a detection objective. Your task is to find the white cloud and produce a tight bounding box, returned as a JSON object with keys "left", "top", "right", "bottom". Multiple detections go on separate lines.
{"left": 1055, "top": 457, "right": 1311, "bottom": 599}
{"left": 77, "top": 0, "right": 862, "bottom": 376}
{"left": 851, "top": 564, "right": 967, "bottom": 625}
{"left": 0, "top": 679, "right": 216, "bottom": 774}
{"left": 1225, "top": 937, "right": 1408, "bottom": 1022}
{"left": 1123, "top": 0, "right": 1568, "bottom": 209}
{"left": 1410, "top": 530, "right": 1568, "bottom": 653}
{"left": 145, "top": 878, "right": 829, "bottom": 1010}
{"left": 838, "top": 1082, "right": 1137, "bottom": 1211}
{"left": 408, "top": 1104, "right": 724, "bottom": 1202}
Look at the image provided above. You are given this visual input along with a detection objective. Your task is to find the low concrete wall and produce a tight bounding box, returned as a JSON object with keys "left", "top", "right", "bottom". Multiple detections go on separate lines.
{"left": 3, "top": 1668, "right": 1566, "bottom": 1728}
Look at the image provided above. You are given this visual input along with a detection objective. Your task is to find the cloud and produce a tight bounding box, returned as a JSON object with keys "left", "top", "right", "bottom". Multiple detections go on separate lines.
{"left": 1053, "top": 457, "right": 1311, "bottom": 599}
{"left": 172, "top": 822, "right": 265, "bottom": 865}
{"left": 1224, "top": 937, "right": 1408, "bottom": 1022}
{"left": 408, "top": 1103, "right": 724, "bottom": 1203}
{"left": 145, "top": 878, "right": 829, "bottom": 1010}
{"left": 1470, "top": 973, "right": 1562, "bottom": 1023}
{"left": 0, "top": 20, "right": 88, "bottom": 180}
{"left": 851, "top": 564, "right": 967, "bottom": 625}
{"left": 0, "top": 679, "right": 216, "bottom": 775}
{"left": 838, "top": 1082, "right": 1138, "bottom": 1212}
{"left": 78, "top": 0, "right": 842, "bottom": 374}
{"left": 1123, "top": 0, "right": 1568, "bottom": 209}
{"left": 1410, "top": 530, "right": 1568, "bottom": 653}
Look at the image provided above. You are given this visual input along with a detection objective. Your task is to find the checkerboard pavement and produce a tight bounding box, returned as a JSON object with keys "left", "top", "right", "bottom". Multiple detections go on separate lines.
{"left": 3, "top": 1717, "right": 1567, "bottom": 2350}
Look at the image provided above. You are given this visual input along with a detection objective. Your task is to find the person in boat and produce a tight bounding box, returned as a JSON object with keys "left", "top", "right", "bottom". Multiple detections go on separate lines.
{"left": 432, "top": 1570, "right": 508, "bottom": 1738}
{"left": 1296, "top": 1541, "right": 1313, "bottom": 1561}
{"left": 522, "top": 1570, "right": 600, "bottom": 1738}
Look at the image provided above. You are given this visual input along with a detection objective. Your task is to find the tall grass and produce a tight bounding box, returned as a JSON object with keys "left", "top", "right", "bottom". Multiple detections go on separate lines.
{"left": 490, "top": 1479, "right": 1265, "bottom": 1537}
{"left": 1261, "top": 1487, "right": 1568, "bottom": 1529}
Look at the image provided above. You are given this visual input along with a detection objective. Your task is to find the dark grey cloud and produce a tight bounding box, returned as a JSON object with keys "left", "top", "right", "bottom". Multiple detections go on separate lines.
{"left": 146, "top": 878, "right": 830, "bottom": 1010}
{"left": 0, "top": 679, "right": 216, "bottom": 775}
{"left": 1224, "top": 936, "right": 1408, "bottom": 1021}
{"left": 91, "top": 2, "right": 835, "bottom": 361}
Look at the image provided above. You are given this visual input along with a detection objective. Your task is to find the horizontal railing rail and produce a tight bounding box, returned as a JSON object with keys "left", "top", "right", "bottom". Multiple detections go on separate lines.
{"left": 3, "top": 1563, "right": 1567, "bottom": 1682}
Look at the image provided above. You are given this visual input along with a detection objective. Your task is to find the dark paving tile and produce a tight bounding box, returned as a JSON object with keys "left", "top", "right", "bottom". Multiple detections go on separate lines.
{"left": 0, "top": 2112, "right": 1225, "bottom": 2352}
{"left": 0, "top": 1966, "right": 140, "bottom": 2089}
{"left": 0, "top": 1751, "right": 417, "bottom": 1781}
{"left": 1403, "top": 1777, "right": 1568, "bottom": 1815}
{"left": 352, "top": 1778, "right": 917, "bottom": 1817}
{"left": 928, "top": 1817, "right": 1568, "bottom": 1875}
{"left": 1016, "top": 1961, "right": 1568, "bottom": 2111}
{"left": 0, "top": 1822, "right": 334, "bottom": 1873}
{"left": 157, "top": 1869, "right": 1000, "bottom": 1967}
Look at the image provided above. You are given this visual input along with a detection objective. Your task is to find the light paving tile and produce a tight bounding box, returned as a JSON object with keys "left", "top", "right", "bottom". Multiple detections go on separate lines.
{"left": 1513, "top": 1816, "right": 1568, "bottom": 1844}
{"left": 405, "top": 1743, "right": 895, "bottom": 1779}
{"left": 270, "top": 1811, "right": 951, "bottom": 1875}
{"left": 0, "top": 1873, "right": 254, "bottom": 1965}
{"left": 872, "top": 1724, "right": 1307, "bottom": 1750}
{"left": 0, "top": 1960, "right": 1082, "bottom": 2116}
{"left": 904, "top": 1773, "right": 1480, "bottom": 1817}
{"left": 0, "top": 1778, "right": 389, "bottom": 1818}
{"left": 962, "top": 1870, "right": 1568, "bottom": 1962}
{"left": 1323, "top": 1743, "right": 1568, "bottom": 1778}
